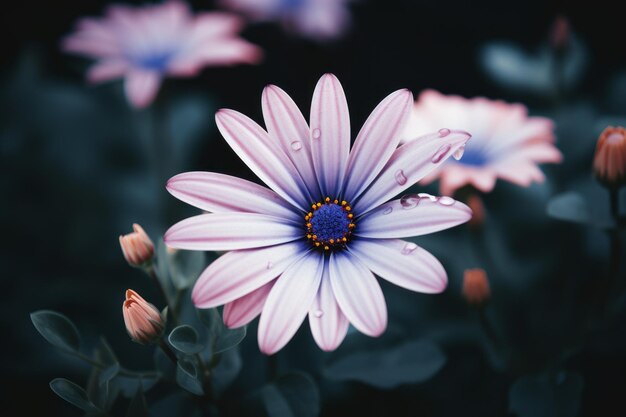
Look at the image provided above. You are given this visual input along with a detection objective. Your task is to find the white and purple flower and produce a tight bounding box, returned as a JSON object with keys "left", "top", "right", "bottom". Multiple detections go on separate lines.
{"left": 63, "top": 1, "right": 262, "bottom": 108}
{"left": 219, "top": 0, "right": 353, "bottom": 41}
{"left": 165, "top": 74, "right": 472, "bottom": 354}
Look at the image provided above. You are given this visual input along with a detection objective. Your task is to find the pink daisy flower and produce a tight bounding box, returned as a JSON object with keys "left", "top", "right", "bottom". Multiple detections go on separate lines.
{"left": 62, "top": 1, "right": 262, "bottom": 108}
{"left": 402, "top": 90, "right": 563, "bottom": 196}
{"left": 165, "top": 74, "right": 472, "bottom": 354}
{"left": 219, "top": 0, "right": 352, "bottom": 41}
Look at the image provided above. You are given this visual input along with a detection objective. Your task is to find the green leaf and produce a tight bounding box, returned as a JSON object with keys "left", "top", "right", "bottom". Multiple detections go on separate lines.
{"left": 211, "top": 347, "right": 243, "bottom": 397}
{"left": 547, "top": 192, "right": 590, "bottom": 225}
{"left": 126, "top": 387, "right": 149, "bottom": 417}
{"left": 50, "top": 378, "right": 100, "bottom": 412}
{"left": 115, "top": 375, "right": 159, "bottom": 398}
{"left": 168, "top": 249, "right": 206, "bottom": 290}
{"left": 154, "top": 346, "right": 176, "bottom": 380}
{"left": 31, "top": 310, "right": 81, "bottom": 353}
{"left": 168, "top": 325, "right": 204, "bottom": 354}
{"left": 99, "top": 362, "right": 120, "bottom": 396}
{"left": 509, "top": 371, "right": 584, "bottom": 417}
{"left": 198, "top": 308, "right": 247, "bottom": 354}
{"left": 262, "top": 372, "right": 320, "bottom": 417}
{"left": 175, "top": 358, "right": 204, "bottom": 396}
{"left": 324, "top": 339, "right": 446, "bottom": 389}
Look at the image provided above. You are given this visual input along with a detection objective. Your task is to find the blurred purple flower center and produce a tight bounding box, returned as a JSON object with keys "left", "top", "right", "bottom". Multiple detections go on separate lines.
{"left": 456, "top": 146, "right": 488, "bottom": 167}
{"left": 134, "top": 51, "right": 175, "bottom": 71}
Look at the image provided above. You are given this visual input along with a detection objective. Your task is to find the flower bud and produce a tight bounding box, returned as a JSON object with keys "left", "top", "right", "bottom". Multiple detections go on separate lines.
{"left": 463, "top": 268, "right": 491, "bottom": 306}
{"left": 550, "top": 15, "right": 570, "bottom": 50}
{"left": 466, "top": 194, "right": 485, "bottom": 228}
{"left": 122, "top": 289, "right": 164, "bottom": 344}
{"left": 593, "top": 126, "right": 626, "bottom": 187}
{"left": 119, "top": 224, "right": 155, "bottom": 267}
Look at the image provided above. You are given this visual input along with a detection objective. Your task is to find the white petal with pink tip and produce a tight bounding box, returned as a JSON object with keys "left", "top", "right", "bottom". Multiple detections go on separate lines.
{"left": 308, "top": 261, "right": 349, "bottom": 351}
{"left": 356, "top": 196, "right": 472, "bottom": 239}
{"left": 258, "top": 252, "right": 324, "bottom": 355}
{"left": 192, "top": 241, "right": 306, "bottom": 308}
{"left": 223, "top": 280, "right": 275, "bottom": 328}
{"left": 165, "top": 213, "right": 300, "bottom": 251}
{"left": 349, "top": 239, "right": 447, "bottom": 294}
{"left": 329, "top": 252, "right": 387, "bottom": 337}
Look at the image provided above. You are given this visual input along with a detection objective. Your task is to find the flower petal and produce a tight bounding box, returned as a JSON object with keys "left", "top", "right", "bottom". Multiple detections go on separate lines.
{"left": 192, "top": 241, "right": 306, "bottom": 308}
{"left": 348, "top": 238, "right": 447, "bottom": 294}
{"left": 223, "top": 279, "right": 275, "bottom": 328}
{"left": 165, "top": 213, "right": 300, "bottom": 251}
{"left": 343, "top": 89, "right": 413, "bottom": 201}
{"left": 308, "top": 259, "right": 349, "bottom": 351}
{"left": 215, "top": 109, "right": 312, "bottom": 209}
{"left": 355, "top": 129, "right": 471, "bottom": 214}
{"left": 87, "top": 59, "right": 129, "bottom": 83}
{"left": 258, "top": 251, "right": 324, "bottom": 355}
{"left": 262, "top": 85, "right": 321, "bottom": 198}
{"left": 124, "top": 69, "right": 161, "bottom": 109}
{"left": 166, "top": 172, "right": 300, "bottom": 223}
{"left": 329, "top": 252, "right": 387, "bottom": 337}
{"left": 168, "top": 39, "right": 262, "bottom": 75}
{"left": 310, "top": 74, "right": 350, "bottom": 197}
{"left": 356, "top": 196, "right": 471, "bottom": 239}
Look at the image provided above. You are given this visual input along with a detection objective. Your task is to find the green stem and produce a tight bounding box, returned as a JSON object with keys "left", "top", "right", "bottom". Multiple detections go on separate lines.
{"left": 604, "top": 187, "right": 622, "bottom": 310}
{"left": 158, "top": 339, "right": 178, "bottom": 365}
{"left": 146, "top": 265, "right": 180, "bottom": 325}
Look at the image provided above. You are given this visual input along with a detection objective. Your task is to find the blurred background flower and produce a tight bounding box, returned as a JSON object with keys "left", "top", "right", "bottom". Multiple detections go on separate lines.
{"left": 403, "top": 90, "right": 562, "bottom": 195}
{"left": 219, "top": 0, "right": 354, "bottom": 41}
{"left": 63, "top": 1, "right": 262, "bottom": 107}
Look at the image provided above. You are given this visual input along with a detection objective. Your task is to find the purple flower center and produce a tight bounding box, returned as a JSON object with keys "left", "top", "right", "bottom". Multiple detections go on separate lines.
{"left": 456, "top": 146, "right": 489, "bottom": 167}
{"left": 305, "top": 198, "right": 355, "bottom": 250}
{"left": 135, "top": 51, "right": 174, "bottom": 71}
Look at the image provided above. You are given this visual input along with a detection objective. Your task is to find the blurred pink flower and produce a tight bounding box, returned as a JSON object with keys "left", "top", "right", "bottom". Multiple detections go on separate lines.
{"left": 165, "top": 74, "right": 472, "bottom": 354}
{"left": 402, "top": 90, "right": 562, "bottom": 195}
{"left": 63, "top": 1, "right": 262, "bottom": 108}
{"left": 219, "top": 0, "right": 352, "bottom": 41}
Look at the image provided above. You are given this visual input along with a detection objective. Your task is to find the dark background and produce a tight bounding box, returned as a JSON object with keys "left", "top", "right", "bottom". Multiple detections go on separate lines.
{"left": 2, "top": 0, "right": 626, "bottom": 416}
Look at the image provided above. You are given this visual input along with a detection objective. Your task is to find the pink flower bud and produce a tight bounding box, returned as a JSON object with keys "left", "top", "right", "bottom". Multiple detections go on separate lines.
{"left": 593, "top": 126, "right": 626, "bottom": 187}
{"left": 122, "top": 289, "right": 164, "bottom": 344}
{"left": 463, "top": 268, "right": 491, "bottom": 306}
{"left": 119, "top": 224, "right": 155, "bottom": 267}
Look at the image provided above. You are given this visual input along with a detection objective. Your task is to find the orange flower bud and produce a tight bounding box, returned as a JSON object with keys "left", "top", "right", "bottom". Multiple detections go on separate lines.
{"left": 119, "top": 224, "right": 155, "bottom": 267}
{"left": 122, "top": 289, "right": 164, "bottom": 344}
{"left": 466, "top": 194, "right": 485, "bottom": 228}
{"left": 593, "top": 126, "right": 626, "bottom": 187}
{"left": 463, "top": 268, "right": 491, "bottom": 306}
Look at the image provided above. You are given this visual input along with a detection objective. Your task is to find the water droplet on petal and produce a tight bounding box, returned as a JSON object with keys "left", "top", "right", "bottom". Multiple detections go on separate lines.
{"left": 438, "top": 128, "right": 451, "bottom": 137}
{"left": 382, "top": 206, "right": 393, "bottom": 215}
{"left": 418, "top": 192, "right": 438, "bottom": 202}
{"left": 400, "top": 194, "right": 420, "bottom": 209}
{"left": 432, "top": 144, "right": 452, "bottom": 163}
{"left": 394, "top": 169, "right": 407, "bottom": 185}
{"left": 312, "top": 128, "right": 321, "bottom": 139}
{"left": 313, "top": 310, "right": 324, "bottom": 318}
{"left": 438, "top": 196, "right": 455, "bottom": 206}
{"left": 453, "top": 145, "right": 465, "bottom": 161}
{"left": 266, "top": 261, "right": 273, "bottom": 269}
{"left": 290, "top": 141, "right": 302, "bottom": 151}
{"left": 401, "top": 242, "right": 418, "bottom": 255}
